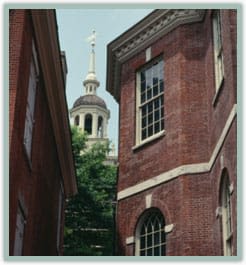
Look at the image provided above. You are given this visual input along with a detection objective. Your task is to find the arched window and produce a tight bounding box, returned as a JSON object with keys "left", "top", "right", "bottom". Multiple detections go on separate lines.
{"left": 135, "top": 208, "right": 166, "bottom": 256}
{"left": 74, "top": 115, "right": 80, "bottom": 126}
{"left": 220, "top": 170, "right": 233, "bottom": 256}
{"left": 97, "top": 116, "right": 103, "bottom": 138}
{"left": 84, "top": 114, "right": 92, "bottom": 135}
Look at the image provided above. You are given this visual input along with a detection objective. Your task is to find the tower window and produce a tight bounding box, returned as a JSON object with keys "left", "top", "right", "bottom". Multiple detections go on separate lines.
{"left": 97, "top": 116, "right": 103, "bottom": 138}
{"left": 74, "top": 115, "right": 80, "bottom": 126}
{"left": 136, "top": 58, "right": 164, "bottom": 145}
{"left": 85, "top": 114, "right": 92, "bottom": 135}
{"left": 135, "top": 208, "right": 166, "bottom": 256}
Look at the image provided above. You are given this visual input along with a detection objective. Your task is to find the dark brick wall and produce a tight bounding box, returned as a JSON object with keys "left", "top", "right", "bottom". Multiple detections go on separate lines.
{"left": 116, "top": 10, "right": 237, "bottom": 256}
{"left": 9, "top": 10, "right": 65, "bottom": 256}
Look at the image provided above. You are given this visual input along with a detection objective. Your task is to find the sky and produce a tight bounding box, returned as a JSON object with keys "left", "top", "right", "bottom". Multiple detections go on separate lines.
{"left": 56, "top": 9, "right": 153, "bottom": 152}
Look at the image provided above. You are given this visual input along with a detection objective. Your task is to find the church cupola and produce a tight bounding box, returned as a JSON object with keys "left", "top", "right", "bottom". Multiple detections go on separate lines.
{"left": 70, "top": 30, "right": 110, "bottom": 149}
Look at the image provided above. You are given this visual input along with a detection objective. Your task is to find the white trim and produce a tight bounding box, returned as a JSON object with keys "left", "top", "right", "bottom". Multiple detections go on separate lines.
{"left": 132, "top": 130, "right": 166, "bottom": 151}
{"left": 216, "top": 206, "right": 222, "bottom": 218}
{"left": 145, "top": 194, "right": 152, "bottom": 209}
{"left": 118, "top": 104, "right": 237, "bottom": 201}
{"left": 126, "top": 236, "right": 135, "bottom": 245}
{"left": 145, "top": 47, "right": 151, "bottom": 62}
{"left": 164, "top": 224, "right": 174, "bottom": 233}
{"left": 229, "top": 183, "right": 234, "bottom": 195}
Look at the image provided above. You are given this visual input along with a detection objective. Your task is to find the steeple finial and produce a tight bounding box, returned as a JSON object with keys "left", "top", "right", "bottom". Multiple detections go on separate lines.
{"left": 88, "top": 29, "right": 96, "bottom": 50}
{"left": 83, "top": 30, "right": 100, "bottom": 95}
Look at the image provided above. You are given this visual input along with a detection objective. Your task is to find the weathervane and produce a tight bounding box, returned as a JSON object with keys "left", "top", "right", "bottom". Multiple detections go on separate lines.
{"left": 86, "top": 30, "right": 96, "bottom": 50}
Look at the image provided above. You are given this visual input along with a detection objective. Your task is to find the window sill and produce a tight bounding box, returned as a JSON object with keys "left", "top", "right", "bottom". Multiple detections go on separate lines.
{"left": 212, "top": 77, "right": 224, "bottom": 107}
{"left": 132, "top": 130, "right": 166, "bottom": 151}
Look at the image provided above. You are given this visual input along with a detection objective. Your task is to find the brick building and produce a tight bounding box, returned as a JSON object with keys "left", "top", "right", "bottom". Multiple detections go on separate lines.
{"left": 106, "top": 9, "right": 237, "bottom": 256}
{"left": 9, "top": 10, "right": 77, "bottom": 255}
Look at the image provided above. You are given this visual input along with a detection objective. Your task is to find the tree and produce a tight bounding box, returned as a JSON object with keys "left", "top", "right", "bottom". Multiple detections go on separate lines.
{"left": 63, "top": 126, "right": 117, "bottom": 256}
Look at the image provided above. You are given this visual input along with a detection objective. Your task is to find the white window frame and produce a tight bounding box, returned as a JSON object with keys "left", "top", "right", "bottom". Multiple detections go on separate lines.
{"left": 135, "top": 209, "right": 166, "bottom": 256}
{"left": 135, "top": 57, "right": 165, "bottom": 148}
{"left": 212, "top": 10, "right": 224, "bottom": 93}
{"left": 23, "top": 41, "right": 39, "bottom": 159}
{"left": 221, "top": 173, "right": 233, "bottom": 256}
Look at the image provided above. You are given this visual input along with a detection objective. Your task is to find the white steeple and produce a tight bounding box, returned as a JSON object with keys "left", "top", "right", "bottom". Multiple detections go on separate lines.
{"left": 83, "top": 30, "right": 100, "bottom": 95}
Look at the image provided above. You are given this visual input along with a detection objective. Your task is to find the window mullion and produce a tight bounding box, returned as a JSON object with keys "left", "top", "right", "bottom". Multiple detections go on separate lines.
{"left": 139, "top": 92, "right": 164, "bottom": 108}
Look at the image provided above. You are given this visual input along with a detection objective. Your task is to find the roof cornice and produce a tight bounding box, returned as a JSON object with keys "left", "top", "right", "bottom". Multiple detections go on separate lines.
{"left": 106, "top": 9, "right": 206, "bottom": 102}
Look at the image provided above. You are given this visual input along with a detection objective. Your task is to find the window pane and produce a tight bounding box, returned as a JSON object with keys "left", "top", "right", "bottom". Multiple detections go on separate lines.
{"left": 146, "top": 68, "right": 152, "bottom": 88}
{"left": 147, "top": 248, "right": 152, "bottom": 256}
{"left": 142, "top": 105, "right": 147, "bottom": 116}
{"left": 142, "top": 129, "right": 147, "bottom": 140}
{"left": 147, "top": 89, "right": 152, "bottom": 100}
{"left": 153, "top": 77, "right": 158, "bottom": 86}
{"left": 153, "top": 62, "right": 158, "bottom": 77}
{"left": 148, "top": 113, "right": 153, "bottom": 124}
{"left": 141, "top": 71, "right": 146, "bottom": 82}
{"left": 148, "top": 125, "right": 153, "bottom": 137}
{"left": 141, "top": 92, "right": 146, "bottom": 104}
{"left": 154, "top": 110, "right": 160, "bottom": 121}
{"left": 161, "top": 108, "right": 164, "bottom": 118}
{"left": 141, "top": 81, "right": 146, "bottom": 92}
{"left": 140, "top": 250, "right": 145, "bottom": 256}
{"left": 154, "top": 232, "right": 160, "bottom": 245}
{"left": 147, "top": 234, "right": 152, "bottom": 247}
{"left": 154, "top": 247, "right": 160, "bottom": 256}
{"left": 154, "top": 98, "right": 160, "bottom": 109}
{"left": 142, "top": 117, "right": 147, "bottom": 128}
{"left": 148, "top": 102, "right": 153, "bottom": 113}
{"left": 154, "top": 122, "right": 160, "bottom": 133}
{"left": 140, "top": 236, "right": 145, "bottom": 249}
{"left": 159, "top": 60, "right": 164, "bottom": 76}
{"left": 161, "top": 119, "right": 164, "bottom": 131}
{"left": 153, "top": 85, "right": 158, "bottom": 96}
{"left": 141, "top": 224, "right": 146, "bottom": 235}
{"left": 161, "top": 245, "right": 166, "bottom": 256}
{"left": 160, "top": 79, "right": 164, "bottom": 92}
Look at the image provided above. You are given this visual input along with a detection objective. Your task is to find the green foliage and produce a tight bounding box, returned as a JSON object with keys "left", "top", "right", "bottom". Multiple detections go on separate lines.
{"left": 64, "top": 126, "right": 117, "bottom": 256}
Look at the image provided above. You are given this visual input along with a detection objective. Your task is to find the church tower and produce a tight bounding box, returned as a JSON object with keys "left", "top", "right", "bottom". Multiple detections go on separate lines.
{"left": 70, "top": 30, "right": 110, "bottom": 149}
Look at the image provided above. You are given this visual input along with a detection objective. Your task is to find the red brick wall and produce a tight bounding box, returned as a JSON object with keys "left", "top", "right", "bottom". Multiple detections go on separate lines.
{"left": 117, "top": 10, "right": 237, "bottom": 256}
{"left": 118, "top": 16, "right": 210, "bottom": 192}
{"left": 9, "top": 10, "right": 65, "bottom": 255}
